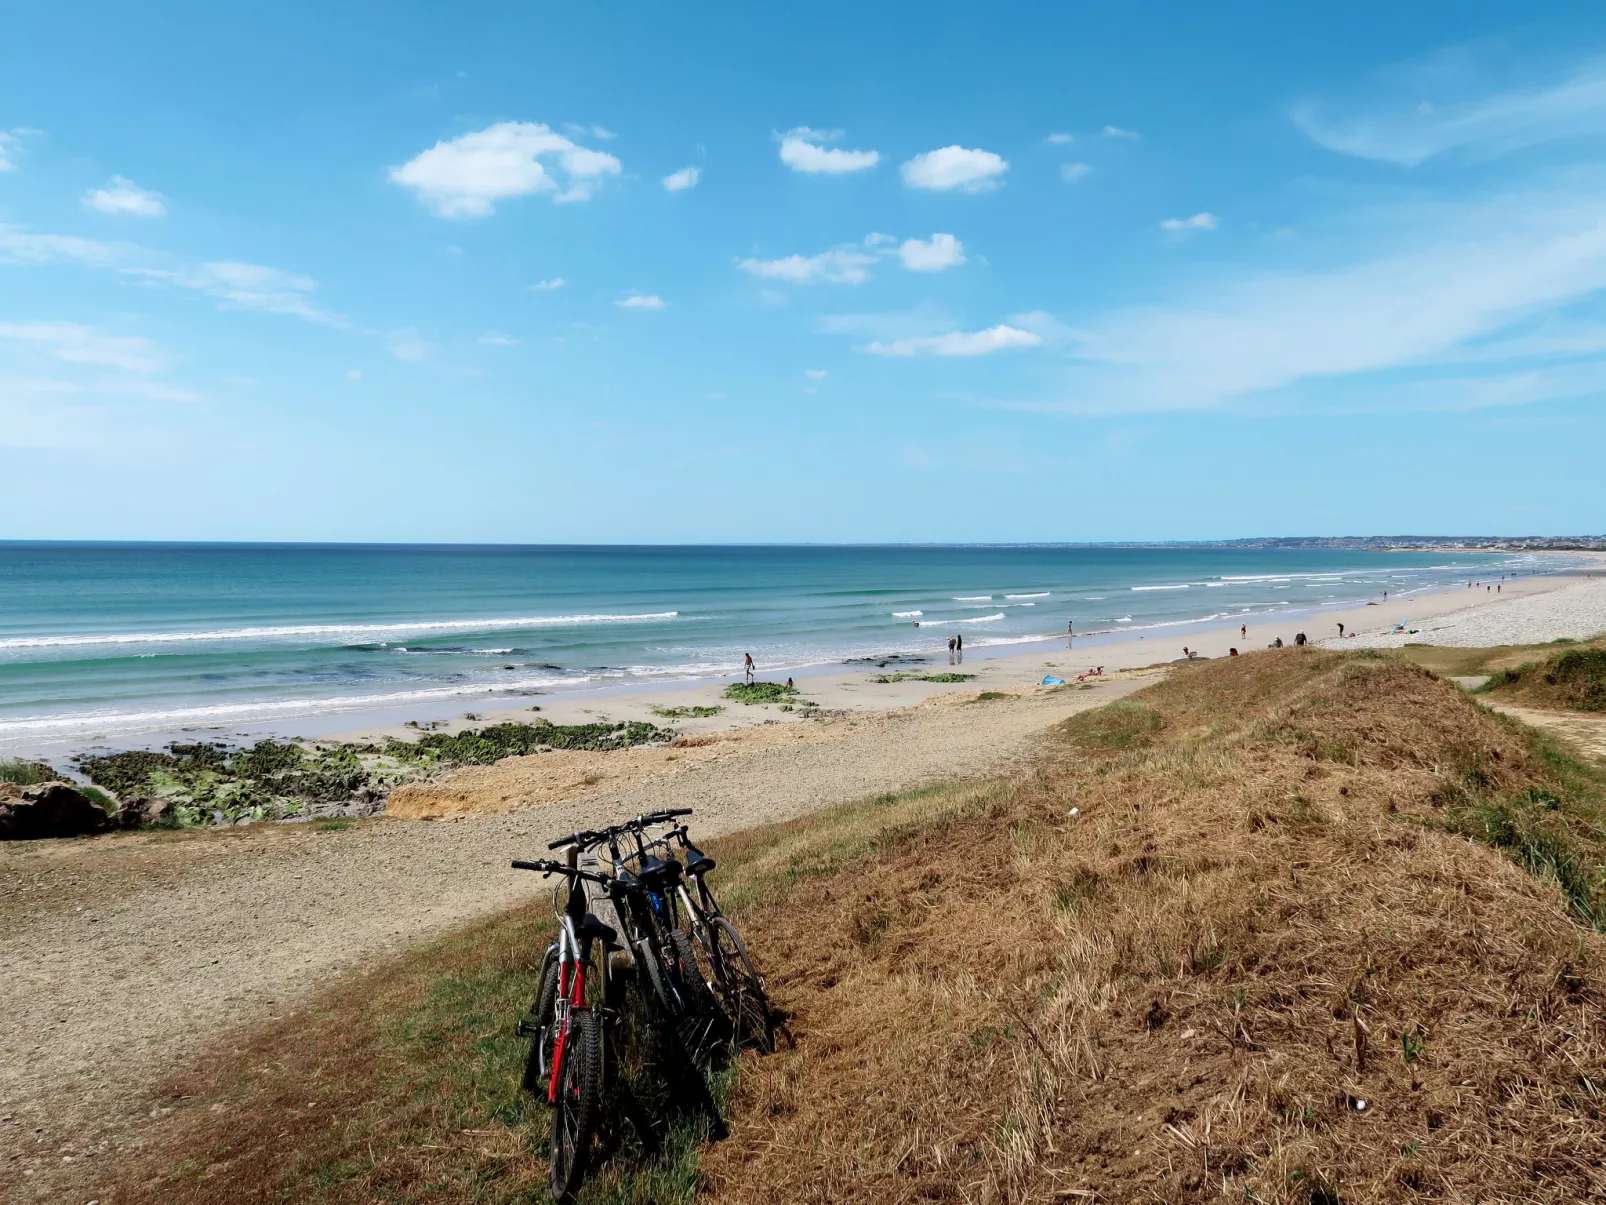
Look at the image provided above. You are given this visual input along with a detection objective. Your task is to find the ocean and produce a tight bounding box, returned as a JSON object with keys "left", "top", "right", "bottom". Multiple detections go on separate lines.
{"left": 0, "top": 542, "right": 1550, "bottom": 753}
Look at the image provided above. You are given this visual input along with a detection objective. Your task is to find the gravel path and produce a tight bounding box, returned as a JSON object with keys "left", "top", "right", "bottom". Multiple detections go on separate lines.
{"left": 1316, "top": 571, "right": 1606, "bottom": 650}
{"left": 0, "top": 680, "right": 1142, "bottom": 1202}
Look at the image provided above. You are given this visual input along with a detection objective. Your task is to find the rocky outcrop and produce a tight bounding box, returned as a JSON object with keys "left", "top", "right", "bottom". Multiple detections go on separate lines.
{"left": 0, "top": 780, "right": 113, "bottom": 840}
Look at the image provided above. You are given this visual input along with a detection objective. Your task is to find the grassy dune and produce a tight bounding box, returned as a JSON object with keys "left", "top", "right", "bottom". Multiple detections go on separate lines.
{"left": 101, "top": 650, "right": 1606, "bottom": 1203}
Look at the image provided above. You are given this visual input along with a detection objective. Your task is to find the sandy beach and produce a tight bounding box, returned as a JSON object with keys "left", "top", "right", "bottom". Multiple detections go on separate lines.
{"left": 330, "top": 554, "right": 1606, "bottom": 771}
{"left": 4, "top": 554, "right": 1606, "bottom": 1202}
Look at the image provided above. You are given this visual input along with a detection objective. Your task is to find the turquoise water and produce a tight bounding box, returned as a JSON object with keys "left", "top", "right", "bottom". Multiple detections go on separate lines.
{"left": 0, "top": 542, "right": 1545, "bottom": 750}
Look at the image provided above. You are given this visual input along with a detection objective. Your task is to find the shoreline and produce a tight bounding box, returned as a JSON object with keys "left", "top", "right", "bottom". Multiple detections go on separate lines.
{"left": 5, "top": 553, "right": 1601, "bottom": 769}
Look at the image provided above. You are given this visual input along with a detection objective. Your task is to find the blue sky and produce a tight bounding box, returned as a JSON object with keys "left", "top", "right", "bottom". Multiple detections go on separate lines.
{"left": 3, "top": 1, "right": 1605, "bottom": 542}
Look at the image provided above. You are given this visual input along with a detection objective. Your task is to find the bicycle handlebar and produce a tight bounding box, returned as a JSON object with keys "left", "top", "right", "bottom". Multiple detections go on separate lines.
{"left": 547, "top": 809, "right": 693, "bottom": 852}
{"left": 511, "top": 858, "right": 615, "bottom": 888}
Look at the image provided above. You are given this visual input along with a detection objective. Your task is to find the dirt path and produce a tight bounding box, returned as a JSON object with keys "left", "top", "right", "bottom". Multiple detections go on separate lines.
{"left": 1487, "top": 703, "right": 1606, "bottom": 764}
{"left": 0, "top": 679, "right": 1143, "bottom": 1202}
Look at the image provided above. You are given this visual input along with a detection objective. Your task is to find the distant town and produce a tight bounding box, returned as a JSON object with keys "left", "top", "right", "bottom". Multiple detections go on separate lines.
{"left": 1209, "top": 535, "right": 1606, "bottom": 551}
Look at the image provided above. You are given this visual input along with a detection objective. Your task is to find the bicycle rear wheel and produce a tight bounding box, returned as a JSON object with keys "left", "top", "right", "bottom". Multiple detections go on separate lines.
{"left": 549, "top": 1009, "right": 602, "bottom": 1201}
{"left": 711, "top": 918, "right": 774, "bottom": 1053}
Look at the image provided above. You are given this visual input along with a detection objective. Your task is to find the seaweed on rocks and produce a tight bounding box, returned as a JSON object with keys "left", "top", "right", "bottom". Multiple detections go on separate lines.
{"left": 70, "top": 718, "right": 672, "bottom": 831}
{"left": 383, "top": 718, "right": 670, "bottom": 765}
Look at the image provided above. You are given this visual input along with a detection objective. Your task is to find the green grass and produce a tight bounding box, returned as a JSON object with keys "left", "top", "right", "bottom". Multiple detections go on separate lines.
{"left": 973, "top": 691, "right": 1007, "bottom": 702}
{"left": 0, "top": 758, "right": 59, "bottom": 785}
{"left": 650, "top": 705, "right": 724, "bottom": 719}
{"left": 723, "top": 681, "right": 801, "bottom": 705}
{"left": 869, "top": 671, "right": 977, "bottom": 684}
{"left": 1439, "top": 718, "right": 1606, "bottom": 929}
{"left": 1479, "top": 646, "right": 1606, "bottom": 711}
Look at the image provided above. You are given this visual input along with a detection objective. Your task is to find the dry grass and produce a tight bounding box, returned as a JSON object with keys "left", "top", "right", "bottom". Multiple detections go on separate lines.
{"left": 96, "top": 650, "right": 1606, "bottom": 1204}
{"left": 701, "top": 650, "right": 1606, "bottom": 1203}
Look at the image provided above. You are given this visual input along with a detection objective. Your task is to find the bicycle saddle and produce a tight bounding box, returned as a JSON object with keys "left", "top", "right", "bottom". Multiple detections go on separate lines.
{"left": 636, "top": 853, "right": 683, "bottom": 888}
{"left": 681, "top": 842, "right": 715, "bottom": 876}
{"left": 577, "top": 913, "right": 617, "bottom": 945}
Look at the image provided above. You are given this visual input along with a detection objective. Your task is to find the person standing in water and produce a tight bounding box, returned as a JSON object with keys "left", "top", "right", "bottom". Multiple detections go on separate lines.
{"left": 1067, "top": 619, "right": 1074, "bottom": 648}
{"left": 956, "top": 632, "right": 964, "bottom": 662}
{"left": 948, "top": 635, "right": 956, "bottom": 664}
{"left": 743, "top": 652, "right": 755, "bottom": 683}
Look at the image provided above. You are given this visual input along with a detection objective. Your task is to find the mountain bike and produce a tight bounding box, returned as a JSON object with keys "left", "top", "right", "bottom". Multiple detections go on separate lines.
{"left": 552, "top": 817, "right": 728, "bottom": 1061}
{"left": 512, "top": 855, "right": 620, "bottom": 1201}
{"left": 634, "top": 818, "right": 775, "bottom": 1053}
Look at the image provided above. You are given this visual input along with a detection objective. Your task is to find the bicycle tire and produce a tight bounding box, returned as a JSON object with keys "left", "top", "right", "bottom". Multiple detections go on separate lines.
{"left": 634, "top": 936, "right": 678, "bottom": 1022}
{"left": 548, "top": 1008, "right": 602, "bottom": 1202}
{"left": 523, "top": 946, "right": 561, "bottom": 1094}
{"left": 711, "top": 918, "right": 775, "bottom": 1053}
{"left": 668, "top": 928, "right": 727, "bottom": 1060}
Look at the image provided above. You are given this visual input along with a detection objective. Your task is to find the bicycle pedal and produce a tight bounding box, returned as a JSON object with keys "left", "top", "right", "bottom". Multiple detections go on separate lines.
{"left": 515, "top": 1019, "right": 543, "bottom": 1038}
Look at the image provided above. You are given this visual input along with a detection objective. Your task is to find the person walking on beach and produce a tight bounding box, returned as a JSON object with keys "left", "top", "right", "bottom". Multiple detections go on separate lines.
{"left": 1067, "top": 619, "right": 1074, "bottom": 648}
{"left": 743, "top": 652, "right": 755, "bottom": 684}
{"left": 1240, "top": 623, "right": 1247, "bottom": 639}
{"left": 955, "top": 632, "right": 963, "bottom": 662}
{"left": 948, "top": 635, "right": 956, "bottom": 664}
{"left": 1336, "top": 622, "right": 1345, "bottom": 638}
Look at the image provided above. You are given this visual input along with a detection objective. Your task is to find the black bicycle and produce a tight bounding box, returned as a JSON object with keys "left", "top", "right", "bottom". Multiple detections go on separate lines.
{"left": 632, "top": 817, "right": 775, "bottom": 1053}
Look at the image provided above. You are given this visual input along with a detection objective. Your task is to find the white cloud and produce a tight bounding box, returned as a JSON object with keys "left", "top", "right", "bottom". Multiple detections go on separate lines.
{"left": 0, "top": 321, "right": 165, "bottom": 372}
{"left": 529, "top": 277, "right": 566, "bottom": 291}
{"left": 1046, "top": 132, "right": 1075, "bottom": 145}
{"left": 1101, "top": 125, "right": 1141, "bottom": 139}
{"left": 1160, "top": 212, "right": 1218, "bottom": 235}
{"left": 1294, "top": 52, "right": 1606, "bottom": 166}
{"left": 617, "top": 293, "right": 666, "bottom": 309}
{"left": 865, "top": 325, "right": 1041, "bottom": 357}
{"left": 663, "top": 166, "right": 701, "bottom": 192}
{"left": 387, "top": 328, "right": 432, "bottom": 361}
{"left": 389, "top": 121, "right": 622, "bottom": 217}
{"left": 776, "top": 128, "right": 880, "bottom": 174}
{"left": 0, "top": 130, "right": 28, "bottom": 171}
{"left": 900, "top": 146, "right": 1008, "bottom": 192}
{"left": 478, "top": 331, "right": 519, "bottom": 345}
{"left": 1061, "top": 162, "right": 1092, "bottom": 182}
{"left": 127, "top": 260, "right": 346, "bottom": 326}
{"left": 0, "top": 224, "right": 347, "bottom": 326}
{"left": 0, "top": 225, "right": 132, "bottom": 268}
{"left": 1048, "top": 185, "right": 1606, "bottom": 413}
{"left": 804, "top": 368, "right": 828, "bottom": 379}
{"left": 738, "top": 247, "right": 876, "bottom": 284}
{"left": 83, "top": 176, "right": 166, "bottom": 217}
{"left": 897, "top": 233, "right": 966, "bottom": 272}
{"left": 565, "top": 123, "right": 617, "bottom": 141}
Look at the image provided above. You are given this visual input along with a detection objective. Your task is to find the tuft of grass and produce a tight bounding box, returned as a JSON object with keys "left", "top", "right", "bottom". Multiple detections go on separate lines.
{"left": 650, "top": 705, "right": 725, "bottom": 719}
{"left": 973, "top": 690, "right": 1007, "bottom": 702}
{"left": 1480, "top": 645, "right": 1606, "bottom": 712}
{"left": 0, "top": 757, "right": 59, "bottom": 785}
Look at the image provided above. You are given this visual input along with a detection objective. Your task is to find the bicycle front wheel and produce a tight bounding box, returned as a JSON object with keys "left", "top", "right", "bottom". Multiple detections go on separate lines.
{"left": 549, "top": 1009, "right": 602, "bottom": 1201}
{"left": 711, "top": 918, "right": 774, "bottom": 1053}
{"left": 522, "top": 946, "right": 560, "bottom": 1094}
